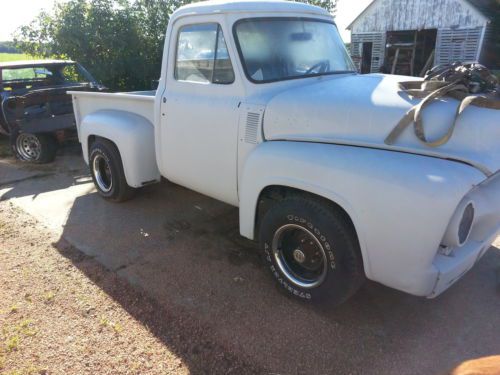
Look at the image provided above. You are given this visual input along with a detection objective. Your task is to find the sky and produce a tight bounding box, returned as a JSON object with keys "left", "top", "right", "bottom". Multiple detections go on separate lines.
{"left": 0, "top": 0, "right": 373, "bottom": 42}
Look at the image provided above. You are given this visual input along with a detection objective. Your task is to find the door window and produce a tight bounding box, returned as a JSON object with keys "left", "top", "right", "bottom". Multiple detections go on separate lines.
{"left": 175, "top": 23, "right": 235, "bottom": 84}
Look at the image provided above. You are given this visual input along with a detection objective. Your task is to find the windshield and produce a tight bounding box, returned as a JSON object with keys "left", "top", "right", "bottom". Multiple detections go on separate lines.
{"left": 234, "top": 18, "right": 356, "bottom": 83}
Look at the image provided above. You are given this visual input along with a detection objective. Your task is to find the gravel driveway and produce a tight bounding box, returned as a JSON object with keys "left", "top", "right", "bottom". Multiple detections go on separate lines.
{"left": 1, "top": 145, "right": 499, "bottom": 374}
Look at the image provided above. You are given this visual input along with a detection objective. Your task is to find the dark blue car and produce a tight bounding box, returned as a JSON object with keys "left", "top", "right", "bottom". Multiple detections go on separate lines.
{"left": 0, "top": 60, "right": 104, "bottom": 162}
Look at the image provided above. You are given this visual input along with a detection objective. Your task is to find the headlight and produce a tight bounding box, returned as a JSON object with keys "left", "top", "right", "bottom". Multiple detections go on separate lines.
{"left": 442, "top": 200, "right": 475, "bottom": 248}
{"left": 458, "top": 203, "right": 474, "bottom": 245}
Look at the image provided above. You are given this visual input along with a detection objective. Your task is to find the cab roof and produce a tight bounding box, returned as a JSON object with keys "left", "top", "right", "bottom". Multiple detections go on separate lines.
{"left": 0, "top": 59, "right": 75, "bottom": 69}
{"left": 173, "top": 0, "right": 331, "bottom": 18}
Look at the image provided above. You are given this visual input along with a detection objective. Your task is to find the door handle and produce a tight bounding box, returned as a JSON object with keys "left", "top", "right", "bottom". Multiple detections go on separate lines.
{"left": 162, "top": 97, "right": 166, "bottom": 103}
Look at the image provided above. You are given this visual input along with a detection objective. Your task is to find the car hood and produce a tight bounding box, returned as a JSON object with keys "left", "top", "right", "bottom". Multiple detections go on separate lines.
{"left": 263, "top": 73, "right": 500, "bottom": 175}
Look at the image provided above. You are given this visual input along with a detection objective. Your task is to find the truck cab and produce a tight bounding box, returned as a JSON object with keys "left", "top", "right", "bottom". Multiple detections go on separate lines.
{"left": 70, "top": 0, "right": 500, "bottom": 307}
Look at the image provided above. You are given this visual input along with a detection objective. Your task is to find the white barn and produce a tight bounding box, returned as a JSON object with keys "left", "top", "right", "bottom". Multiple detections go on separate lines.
{"left": 347, "top": 0, "right": 498, "bottom": 75}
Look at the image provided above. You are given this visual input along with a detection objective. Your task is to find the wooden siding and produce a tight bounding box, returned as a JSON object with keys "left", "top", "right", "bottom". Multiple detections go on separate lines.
{"left": 350, "top": 33, "right": 386, "bottom": 72}
{"left": 434, "top": 26, "right": 484, "bottom": 64}
{"left": 480, "top": 21, "right": 500, "bottom": 68}
{"left": 350, "top": 0, "right": 488, "bottom": 33}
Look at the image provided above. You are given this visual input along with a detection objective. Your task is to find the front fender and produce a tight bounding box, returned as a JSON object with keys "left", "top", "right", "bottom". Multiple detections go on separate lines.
{"left": 80, "top": 110, "right": 160, "bottom": 188}
{"left": 239, "top": 141, "right": 485, "bottom": 295}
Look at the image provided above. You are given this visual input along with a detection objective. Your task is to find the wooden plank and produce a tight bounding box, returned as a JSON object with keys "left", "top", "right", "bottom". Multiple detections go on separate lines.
{"left": 420, "top": 50, "right": 435, "bottom": 77}
{"left": 391, "top": 48, "right": 400, "bottom": 74}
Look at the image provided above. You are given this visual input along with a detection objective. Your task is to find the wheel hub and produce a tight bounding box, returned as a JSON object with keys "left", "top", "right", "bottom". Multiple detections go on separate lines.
{"left": 272, "top": 224, "right": 328, "bottom": 289}
{"left": 292, "top": 249, "right": 306, "bottom": 264}
{"left": 92, "top": 154, "right": 113, "bottom": 193}
{"left": 16, "top": 133, "right": 41, "bottom": 160}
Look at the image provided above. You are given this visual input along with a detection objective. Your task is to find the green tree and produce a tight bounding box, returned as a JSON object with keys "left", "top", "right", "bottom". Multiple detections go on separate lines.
{"left": 15, "top": 0, "right": 192, "bottom": 90}
{"left": 297, "top": 0, "right": 337, "bottom": 14}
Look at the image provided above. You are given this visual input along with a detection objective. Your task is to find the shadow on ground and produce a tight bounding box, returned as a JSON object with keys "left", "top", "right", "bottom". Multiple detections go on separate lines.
{"left": 1, "top": 145, "right": 499, "bottom": 374}
{"left": 56, "top": 180, "right": 500, "bottom": 375}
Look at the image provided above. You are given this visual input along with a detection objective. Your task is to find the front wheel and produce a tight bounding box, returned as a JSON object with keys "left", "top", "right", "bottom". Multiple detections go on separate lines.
{"left": 259, "top": 196, "right": 365, "bottom": 307}
{"left": 89, "top": 139, "right": 135, "bottom": 202}
{"left": 11, "top": 131, "right": 58, "bottom": 163}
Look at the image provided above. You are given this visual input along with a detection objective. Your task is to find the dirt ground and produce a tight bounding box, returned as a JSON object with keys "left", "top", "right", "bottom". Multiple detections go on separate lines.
{"left": 0, "top": 202, "right": 260, "bottom": 375}
{"left": 1, "top": 142, "right": 499, "bottom": 375}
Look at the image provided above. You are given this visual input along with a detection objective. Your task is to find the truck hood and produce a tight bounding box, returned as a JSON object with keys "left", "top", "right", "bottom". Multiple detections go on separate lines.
{"left": 263, "top": 73, "right": 500, "bottom": 175}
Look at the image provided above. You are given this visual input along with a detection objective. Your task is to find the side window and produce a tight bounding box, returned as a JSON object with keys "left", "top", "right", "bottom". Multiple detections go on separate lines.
{"left": 2, "top": 68, "right": 37, "bottom": 81}
{"left": 175, "top": 23, "right": 235, "bottom": 84}
{"left": 60, "top": 65, "right": 87, "bottom": 83}
{"left": 213, "top": 28, "right": 235, "bottom": 84}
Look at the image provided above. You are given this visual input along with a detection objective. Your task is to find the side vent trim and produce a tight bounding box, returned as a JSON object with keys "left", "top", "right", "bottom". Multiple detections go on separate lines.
{"left": 244, "top": 112, "right": 260, "bottom": 144}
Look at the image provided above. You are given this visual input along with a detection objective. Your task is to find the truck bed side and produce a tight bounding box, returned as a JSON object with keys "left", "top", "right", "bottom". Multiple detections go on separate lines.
{"left": 68, "top": 90, "right": 160, "bottom": 188}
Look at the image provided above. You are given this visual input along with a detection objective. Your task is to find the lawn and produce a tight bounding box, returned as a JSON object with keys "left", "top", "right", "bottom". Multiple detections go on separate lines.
{"left": 0, "top": 53, "right": 35, "bottom": 62}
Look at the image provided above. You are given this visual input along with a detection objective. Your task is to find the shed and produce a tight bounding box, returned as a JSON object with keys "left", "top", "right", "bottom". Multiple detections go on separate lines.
{"left": 347, "top": 0, "right": 499, "bottom": 76}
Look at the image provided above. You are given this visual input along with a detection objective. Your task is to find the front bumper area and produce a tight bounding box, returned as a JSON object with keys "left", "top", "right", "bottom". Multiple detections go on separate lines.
{"left": 429, "top": 228, "right": 499, "bottom": 298}
{"left": 428, "top": 172, "right": 500, "bottom": 298}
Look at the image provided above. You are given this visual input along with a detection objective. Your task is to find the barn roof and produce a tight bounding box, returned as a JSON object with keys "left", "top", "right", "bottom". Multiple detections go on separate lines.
{"left": 347, "top": 0, "right": 495, "bottom": 30}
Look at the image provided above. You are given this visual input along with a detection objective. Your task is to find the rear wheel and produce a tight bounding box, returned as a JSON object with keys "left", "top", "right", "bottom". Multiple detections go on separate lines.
{"left": 259, "top": 195, "right": 365, "bottom": 307}
{"left": 11, "top": 131, "right": 58, "bottom": 163}
{"left": 89, "top": 139, "right": 135, "bottom": 202}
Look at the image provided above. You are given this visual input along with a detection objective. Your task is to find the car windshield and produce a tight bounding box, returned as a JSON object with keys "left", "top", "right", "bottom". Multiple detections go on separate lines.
{"left": 234, "top": 18, "right": 356, "bottom": 83}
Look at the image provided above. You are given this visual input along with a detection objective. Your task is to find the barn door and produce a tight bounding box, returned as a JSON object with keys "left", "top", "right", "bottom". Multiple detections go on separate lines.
{"left": 361, "top": 42, "right": 373, "bottom": 74}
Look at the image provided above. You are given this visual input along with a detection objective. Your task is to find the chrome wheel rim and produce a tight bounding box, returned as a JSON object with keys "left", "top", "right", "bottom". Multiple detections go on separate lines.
{"left": 92, "top": 154, "right": 113, "bottom": 193}
{"left": 272, "top": 224, "right": 328, "bottom": 289}
{"left": 16, "top": 133, "right": 41, "bottom": 160}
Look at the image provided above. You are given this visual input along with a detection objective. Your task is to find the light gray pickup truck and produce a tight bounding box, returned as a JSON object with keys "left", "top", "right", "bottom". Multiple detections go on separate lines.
{"left": 70, "top": 0, "right": 500, "bottom": 306}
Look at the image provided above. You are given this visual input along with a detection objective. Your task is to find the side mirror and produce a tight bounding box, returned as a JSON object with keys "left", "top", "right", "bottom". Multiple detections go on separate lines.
{"left": 151, "top": 79, "right": 159, "bottom": 90}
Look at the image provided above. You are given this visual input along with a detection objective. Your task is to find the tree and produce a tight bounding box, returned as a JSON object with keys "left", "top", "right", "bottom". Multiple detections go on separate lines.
{"left": 0, "top": 41, "right": 19, "bottom": 53}
{"left": 297, "top": 0, "right": 337, "bottom": 15}
{"left": 14, "top": 0, "right": 193, "bottom": 91}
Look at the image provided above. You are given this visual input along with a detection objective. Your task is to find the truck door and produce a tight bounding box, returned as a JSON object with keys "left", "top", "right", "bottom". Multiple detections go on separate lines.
{"left": 160, "top": 20, "right": 242, "bottom": 206}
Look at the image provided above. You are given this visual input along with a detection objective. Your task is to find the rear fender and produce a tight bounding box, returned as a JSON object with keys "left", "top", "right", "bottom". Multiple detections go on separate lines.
{"left": 81, "top": 110, "right": 160, "bottom": 188}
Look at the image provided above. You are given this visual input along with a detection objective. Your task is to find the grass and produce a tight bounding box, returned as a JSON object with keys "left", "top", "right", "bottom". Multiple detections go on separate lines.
{"left": 0, "top": 53, "right": 35, "bottom": 63}
{"left": 5, "top": 335, "right": 20, "bottom": 352}
{"left": 16, "top": 320, "right": 37, "bottom": 337}
{"left": 43, "top": 292, "right": 55, "bottom": 304}
{"left": 0, "top": 318, "right": 39, "bottom": 374}
{"left": 99, "top": 316, "right": 123, "bottom": 334}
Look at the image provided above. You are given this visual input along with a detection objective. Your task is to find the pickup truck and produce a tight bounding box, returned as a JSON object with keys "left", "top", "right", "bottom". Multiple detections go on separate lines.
{"left": 70, "top": 0, "right": 500, "bottom": 306}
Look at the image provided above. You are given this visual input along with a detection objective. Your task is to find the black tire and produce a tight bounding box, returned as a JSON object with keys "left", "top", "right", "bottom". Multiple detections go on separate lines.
{"left": 259, "top": 195, "right": 365, "bottom": 307}
{"left": 10, "top": 131, "right": 58, "bottom": 163}
{"left": 89, "top": 139, "right": 135, "bottom": 202}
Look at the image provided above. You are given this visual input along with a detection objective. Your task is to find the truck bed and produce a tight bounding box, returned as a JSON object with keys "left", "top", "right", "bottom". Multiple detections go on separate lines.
{"left": 68, "top": 90, "right": 156, "bottom": 134}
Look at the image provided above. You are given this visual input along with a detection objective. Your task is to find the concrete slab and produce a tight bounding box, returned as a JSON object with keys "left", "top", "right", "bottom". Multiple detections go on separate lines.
{"left": 0, "top": 160, "right": 53, "bottom": 186}
{"left": 1, "top": 152, "right": 499, "bottom": 375}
